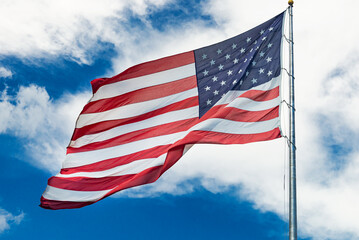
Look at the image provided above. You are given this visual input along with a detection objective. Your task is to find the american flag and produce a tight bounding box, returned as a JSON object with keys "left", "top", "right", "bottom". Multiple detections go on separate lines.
{"left": 41, "top": 12, "right": 285, "bottom": 209}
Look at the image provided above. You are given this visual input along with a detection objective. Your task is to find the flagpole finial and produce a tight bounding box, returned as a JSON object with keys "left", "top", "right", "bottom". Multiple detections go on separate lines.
{"left": 288, "top": 0, "right": 294, "bottom": 6}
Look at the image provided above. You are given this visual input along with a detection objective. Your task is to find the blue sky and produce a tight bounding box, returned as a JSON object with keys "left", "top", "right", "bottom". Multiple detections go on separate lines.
{"left": 1, "top": 0, "right": 359, "bottom": 239}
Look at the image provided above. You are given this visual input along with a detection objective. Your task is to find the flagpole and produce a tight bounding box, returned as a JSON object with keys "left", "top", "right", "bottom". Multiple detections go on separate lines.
{"left": 288, "top": 1, "right": 297, "bottom": 240}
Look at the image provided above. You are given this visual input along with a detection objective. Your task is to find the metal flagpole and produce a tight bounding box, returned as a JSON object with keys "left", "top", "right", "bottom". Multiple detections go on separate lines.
{"left": 288, "top": 0, "right": 297, "bottom": 240}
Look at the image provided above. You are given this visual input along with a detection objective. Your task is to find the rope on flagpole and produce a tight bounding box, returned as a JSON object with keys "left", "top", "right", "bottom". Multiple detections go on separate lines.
{"left": 283, "top": 35, "right": 294, "bottom": 44}
{"left": 281, "top": 100, "right": 296, "bottom": 112}
{"left": 282, "top": 68, "right": 295, "bottom": 80}
{"left": 282, "top": 135, "right": 297, "bottom": 150}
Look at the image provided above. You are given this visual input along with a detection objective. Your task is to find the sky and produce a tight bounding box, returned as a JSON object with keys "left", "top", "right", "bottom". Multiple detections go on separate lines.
{"left": 1, "top": 0, "right": 359, "bottom": 239}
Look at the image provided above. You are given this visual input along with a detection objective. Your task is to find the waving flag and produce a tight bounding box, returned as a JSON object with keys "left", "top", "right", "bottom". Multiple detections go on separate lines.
{"left": 41, "top": 12, "right": 285, "bottom": 210}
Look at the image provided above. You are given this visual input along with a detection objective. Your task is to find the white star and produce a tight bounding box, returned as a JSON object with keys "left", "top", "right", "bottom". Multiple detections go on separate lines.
{"left": 250, "top": 48, "right": 253, "bottom": 52}
{"left": 255, "top": 46, "right": 259, "bottom": 50}
{"left": 240, "top": 48, "right": 245, "bottom": 53}
{"left": 213, "top": 90, "right": 219, "bottom": 95}
{"left": 212, "top": 76, "right": 218, "bottom": 82}
{"left": 262, "top": 36, "right": 267, "bottom": 41}
{"left": 221, "top": 93, "right": 226, "bottom": 98}
{"left": 259, "top": 68, "right": 264, "bottom": 74}
{"left": 238, "top": 69, "right": 243, "bottom": 74}
{"left": 206, "top": 99, "right": 212, "bottom": 105}
{"left": 251, "top": 78, "right": 257, "bottom": 84}
{"left": 202, "top": 54, "right": 207, "bottom": 59}
{"left": 259, "top": 51, "right": 265, "bottom": 57}
{"left": 260, "top": 29, "right": 265, "bottom": 35}
{"left": 246, "top": 37, "right": 251, "bottom": 43}
{"left": 246, "top": 71, "right": 249, "bottom": 76}
{"left": 218, "top": 64, "right": 224, "bottom": 70}
{"left": 232, "top": 79, "right": 238, "bottom": 85}
{"left": 252, "top": 61, "right": 256, "bottom": 66}
{"left": 203, "top": 69, "right": 209, "bottom": 76}
{"left": 233, "top": 58, "right": 239, "bottom": 64}
{"left": 217, "top": 49, "right": 222, "bottom": 54}
{"left": 266, "top": 57, "right": 272, "bottom": 63}
{"left": 269, "top": 27, "right": 274, "bottom": 31}
{"left": 240, "top": 80, "right": 243, "bottom": 85}
{"left": 210, "top": 59, "right": 216, "bottom": 65}
{"left": 220, "top": 80, "right": 226, "bottom": 86}
{"left": 227, "top": 70, "right": 233, "bottom": 76}
{"left": 205, "top": 86, "right": 211, "bottom": 91}
{"left": 232, "top": 43, "right": 237, "bottom": 49}
{"left": 225, "top": 54, "right": 230, "bottom": 60}
{"left": 254, "top": 40, "right": 258, "bottom": 45}
{"left": 267, "top": 70, "right": 273, "bottom": 76}
{"left": 244, "top": 58, "right": 248, "bottom": 62}
{"left": 267, "top": 43, "right": 273, "bottom": 48}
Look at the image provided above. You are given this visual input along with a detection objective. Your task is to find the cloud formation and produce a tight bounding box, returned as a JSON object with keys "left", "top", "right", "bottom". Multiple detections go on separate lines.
{"left": 0, "top": 208, "right": 24, "bottom": 234}
{"left": 0, "top": 85, "right": 91, "bottom": 172}
{"left": 0, "top": 67, "right": 12, "bottom": 79}
{"left": 0, "top": 0, "right": 170, "bottom": 64}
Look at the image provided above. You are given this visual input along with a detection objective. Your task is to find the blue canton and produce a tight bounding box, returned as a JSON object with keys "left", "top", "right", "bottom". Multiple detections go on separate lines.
{"left": 194, "top": 12, "right": 284, "bottom": 118}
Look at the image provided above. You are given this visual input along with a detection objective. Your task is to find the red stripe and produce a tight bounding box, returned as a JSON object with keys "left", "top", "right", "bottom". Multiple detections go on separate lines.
{"left": 62, "top": 145, "right": 172, "bottom": 174}
{"left": 70, "top": 96, "right": 199, "bottom": 141}
{"left": 160, "top": 143, "right": 186, "bottom": 173}
{"left": 201, "top": 105, "right": 279, "bottom": 123}
{"left": 40, "top": 196, "right": 94, "bottom": 210}
{"left": 48, "top": 174, "right": 136, "bottom": 191}
{"left": 91, "top": 51, "right": 195, "bottom": 94}
{"left": 83, "top": 76, "right": 197, "bottom": 114}
{"left": 179, "top": 127, "right": 281, "bottom": 145}
{"left": 41, "top": 165, "right": 165, "bottom": 210}
{"left": 238, "top": 86, "right": 279, "bottom": 101}
{"left": 68, "top": 118, "right": 196, "bottom": 153}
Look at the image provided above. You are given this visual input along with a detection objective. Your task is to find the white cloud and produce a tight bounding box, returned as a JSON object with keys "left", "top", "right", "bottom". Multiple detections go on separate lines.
{"left": 0, "top": 208, "right": 24, "bottom": 234}
{"left": 0, "top": 67, "right": 12, "bottom": 78}
{"left": 0, "top": 0, "right": 171, "bottom": 64}
{"left": 0, "top": 85, "right": 91, "bottom": 172}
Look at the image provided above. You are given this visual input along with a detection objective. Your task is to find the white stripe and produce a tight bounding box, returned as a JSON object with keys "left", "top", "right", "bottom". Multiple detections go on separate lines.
{"left": 58, "top": 153, "right": 167, "bottom": 178}
{"left": 43, "top": 185, "right": 111, "bottom": 202}
{"left": 226, "top": 96, "right": 280, "bottom": 111}
{"left": 218, "top": 74, "right": 281, "bottom": 105}
{"left": 70, "top": 107, "right": 198, "bottom": 148}
{"left": 76, "top": 88, "right": 198, "bottom": 128}
{"left": 63, "top": 131, "right": 188, "bottom": 169}
{"left": 91, "top": 63, "right": 196, "bottom": 101}
{"left": 194, "top": 117, "right": 280, "bottom": 134}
